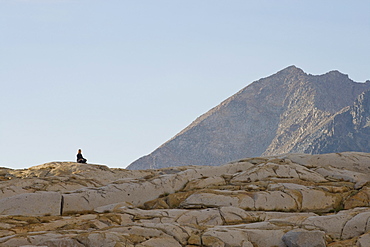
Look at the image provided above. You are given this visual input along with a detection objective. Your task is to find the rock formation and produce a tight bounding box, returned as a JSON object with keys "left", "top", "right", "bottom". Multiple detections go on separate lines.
{"left": 289, "top": 90, "right": 370, "bottom": 155}
{"left": 1, "top": 152, "right": 370, "bottom": 246}
{"left": 128, "top": 66, "right": 370, "bottom": 170}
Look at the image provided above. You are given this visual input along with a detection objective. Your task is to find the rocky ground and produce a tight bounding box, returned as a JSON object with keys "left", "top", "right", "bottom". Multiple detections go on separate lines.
{"left": 1, "top": 152, "right": 370, "bottom": 246}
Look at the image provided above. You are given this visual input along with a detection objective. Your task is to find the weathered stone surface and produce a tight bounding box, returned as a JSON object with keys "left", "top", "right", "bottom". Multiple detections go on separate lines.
{"left": 62, "top": 174, "right": 188, "bottom": 213}
{"left": 179, "top": 191, "right": 242, "bottom": 208}
{"left": 282, "top": 229, "right": 326, "bottom": 247}
{"left": 219, "top": 206, "right": 258, "bottom": 224}
{"left": 315, "top": 166, "right": 370, "bottom": 189}
{"left": 184, "top": 175, "right": 226, "bottom": 190}
{"left": 344, "top": 187, "right": 370, "bottom": 209}
{"left": 231, "top": 162, "right": 327, "bottom": 183}
{"left": 302, "top": 209, "right": 363, "bottom": 239}
{"left": 341, "top": 210, "right": 370, "bottom": 239}
{"left": 299, "top": 187, "right": 342, "bottom": 212}
{"left": 176, "top": 208, "right": 223, "bottom": 226}
{"left": 1, "top": 152, "right": 370, "bottom": 246}
{"left": 263, "top": 211, "right": 317, "bottom": 224}
{"left": 0, "top": 162, "right": 172, "bottom": 201}
{"left": 138, "top": 236, "right": 182, "bottom": 247}
{"left": 287, "top": 152, "right": 370, "bottom": 173}
{"left": 0, "top": 192, "right": 61, "bottom": 216}
{"left": 357, "top": 232, "right": 370, "bottom": 247}
{"left": 254, "top": 191, "right": 297, "bottom": 211}
{"left": 203, "top": 225, "right": 287, "bottom": 247}
{"left": 94, "top": 202, "right": 134, "bottom": 213}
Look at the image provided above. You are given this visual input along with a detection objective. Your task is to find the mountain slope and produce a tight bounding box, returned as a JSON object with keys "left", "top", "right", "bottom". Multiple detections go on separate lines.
{"left": 128, "top": 66, "right": 370, "bottom": 170}
{"left": 263, "top": 70, "right": 370, "bottom": 156}
{"left": 288, "top": 90, "right": 370, "bottom": 154}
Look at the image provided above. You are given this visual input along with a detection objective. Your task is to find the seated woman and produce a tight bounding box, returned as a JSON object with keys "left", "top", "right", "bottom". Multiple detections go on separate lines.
{"left": 77, "top": 149, "right": 87, "bottom": 163}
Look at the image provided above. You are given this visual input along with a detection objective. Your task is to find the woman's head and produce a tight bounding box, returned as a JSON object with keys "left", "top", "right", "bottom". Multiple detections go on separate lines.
{"left": 78, "top": 149, "right": 82, "bottom": 154}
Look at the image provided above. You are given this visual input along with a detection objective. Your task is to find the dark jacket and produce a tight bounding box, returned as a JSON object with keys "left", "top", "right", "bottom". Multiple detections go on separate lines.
{"left": 77, "top": 153, "right": 84, "bottom": 161}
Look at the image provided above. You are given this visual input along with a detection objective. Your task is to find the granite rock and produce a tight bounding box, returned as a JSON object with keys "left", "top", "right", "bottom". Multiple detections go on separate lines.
{"left": 1, "top": 152, "right": 370, "bottom": 246}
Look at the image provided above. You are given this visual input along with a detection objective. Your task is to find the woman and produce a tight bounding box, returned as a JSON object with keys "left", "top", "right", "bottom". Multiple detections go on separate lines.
{"left": 77, "top": 149, "right": 87, "bottom": 163}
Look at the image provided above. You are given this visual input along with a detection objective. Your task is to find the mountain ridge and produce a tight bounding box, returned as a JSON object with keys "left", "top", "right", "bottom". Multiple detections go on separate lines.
{"left": 128, "top": 66, "right": 370, "bottom": 170}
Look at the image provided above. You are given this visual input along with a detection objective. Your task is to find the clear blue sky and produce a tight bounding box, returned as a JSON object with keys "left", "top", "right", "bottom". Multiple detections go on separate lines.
{"left": 1, "top": 0, "right": 369, "bottom": 169}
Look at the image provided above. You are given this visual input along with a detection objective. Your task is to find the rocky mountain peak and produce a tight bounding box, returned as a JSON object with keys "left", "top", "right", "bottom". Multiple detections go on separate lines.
{"left": 277, "top": 65, "right": 305, "bottom": 74}
{"left": 323, "top": 69, "right": 348, "bottom": 77}
{"left": 128, "top": 66, "right": 370, "bottom": 170}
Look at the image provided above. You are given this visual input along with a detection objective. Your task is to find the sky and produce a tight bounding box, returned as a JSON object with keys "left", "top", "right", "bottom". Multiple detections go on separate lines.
{"left": 1, "top": 0, "right": 369, "bottom": 169}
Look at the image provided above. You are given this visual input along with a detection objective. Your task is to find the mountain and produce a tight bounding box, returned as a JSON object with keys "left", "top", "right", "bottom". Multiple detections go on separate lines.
{"left": 128, "top": 66, "right": 370, "bottom": 170}
{"left": 288, "top": 90, "right": 370, "bottom": 154}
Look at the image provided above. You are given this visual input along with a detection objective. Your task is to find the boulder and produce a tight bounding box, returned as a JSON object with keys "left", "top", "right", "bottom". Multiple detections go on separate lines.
{"left": 138, "top": 236, "right": 182, "bottom": 247}
{"left": 203, "top": 225, "right": 287, "bottom": 247}
{"left": 253, "top": 191, "right": 297, "bottom": 211}
{"left": 315, "top": 166, "right": 370, "bottom": 189}
{"left": 341, "top": 210, "right": 370, "bottom": 239}
{"left": 0, "top": 192, "right": 61, "bottom": 216}
{"left": 357, "top": 232, "right": 370, "bottom": 247}
{"left": 219, "top": 206, "right": 258, "bottom": 224}
{"left": 176, "top": 208, "right": 223, "bottom": 226}
{"left": 282, "top": 229, "right": 326, "bottom": 247}
{"left": 302, "top": 210, "right": 356, "bottom": 239}
{"left": 344, "top": 187, "right": 370, "bottom": 209}
{"left": 183, "top": 176, "right": 226, "bottom": 190}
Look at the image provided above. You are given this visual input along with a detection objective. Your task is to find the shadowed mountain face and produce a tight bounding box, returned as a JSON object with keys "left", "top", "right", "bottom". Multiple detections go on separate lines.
{"left": 289, "top": 90, "right": 370, "bottom": 154}
{"left": 128, "top": 66, "right": 370, "bottom": 170}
